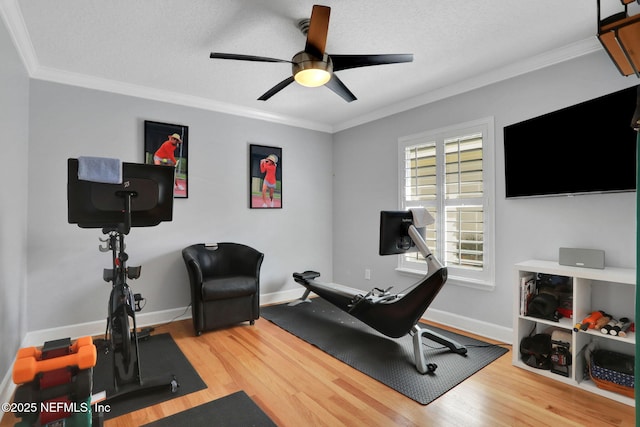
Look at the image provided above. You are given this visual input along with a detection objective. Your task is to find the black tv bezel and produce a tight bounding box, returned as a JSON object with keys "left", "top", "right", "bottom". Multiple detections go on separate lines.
{"left": 503, "top": 86, "right": 638, "bottom": 199}
{"left": 67, "top": 158, "right": 174, "bottom": 229}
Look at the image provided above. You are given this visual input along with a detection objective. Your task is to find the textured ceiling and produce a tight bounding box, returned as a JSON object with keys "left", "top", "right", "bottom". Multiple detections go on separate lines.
{"left": 1, "top": 0, "right": 628, "bottom": 132}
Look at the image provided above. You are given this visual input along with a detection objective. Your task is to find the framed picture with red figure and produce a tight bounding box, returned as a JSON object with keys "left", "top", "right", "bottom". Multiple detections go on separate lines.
{"left": 144, "top": 120, "right": 189, "bottom": 198}
{"left": 249, "top": 144, "right": 282, "bottom": 209}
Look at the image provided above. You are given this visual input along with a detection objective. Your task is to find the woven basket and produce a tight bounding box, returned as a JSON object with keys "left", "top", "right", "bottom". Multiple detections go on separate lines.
{"left": 589, "top": 350, "right": 634, "bottom": 398}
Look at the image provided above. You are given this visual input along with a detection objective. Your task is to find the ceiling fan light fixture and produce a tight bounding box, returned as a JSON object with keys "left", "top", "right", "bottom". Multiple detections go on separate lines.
{"left": 295, "top": 68, "right": 331, "bottom": 87}
{"left": 292, "top": 51, "right": 333, "bottom": 87}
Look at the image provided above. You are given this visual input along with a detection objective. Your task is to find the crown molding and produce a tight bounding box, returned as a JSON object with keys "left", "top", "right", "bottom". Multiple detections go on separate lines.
{"left": 0, "top": 0, "right": 37, "bottom": 73}
{"left": 30, "top": 65, "right": 334, "bottom": 133}
{"left": 332, "top": 37, "right": 604, "bottom": 132}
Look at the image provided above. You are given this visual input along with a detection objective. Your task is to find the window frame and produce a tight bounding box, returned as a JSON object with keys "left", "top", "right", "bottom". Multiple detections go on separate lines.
{"left": 397, "top": 117, "right": 495, "bottom": 291}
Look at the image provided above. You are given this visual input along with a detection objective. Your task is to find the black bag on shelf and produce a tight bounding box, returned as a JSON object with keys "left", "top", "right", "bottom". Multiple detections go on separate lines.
{"left": 520, "top": 333, "right": 552, "bottom": 370}
{"left": 527, "top": 293, "right": 560, "bottom": 322}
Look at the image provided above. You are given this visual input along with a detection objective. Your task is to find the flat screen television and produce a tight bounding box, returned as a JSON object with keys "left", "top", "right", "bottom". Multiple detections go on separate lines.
{"left": 379, "top": 210, "right": 426, "bottom": 255}
{"left": 67, "top": 158, "right": 174, "bottom": 229}
{"left": 503, "top": 86, "right": 637, "bottom": 198}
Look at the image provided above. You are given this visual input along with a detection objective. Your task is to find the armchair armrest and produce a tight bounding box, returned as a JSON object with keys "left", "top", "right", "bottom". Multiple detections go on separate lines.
{"left": 186, "top": 259, "right": 203, "bottom": 285}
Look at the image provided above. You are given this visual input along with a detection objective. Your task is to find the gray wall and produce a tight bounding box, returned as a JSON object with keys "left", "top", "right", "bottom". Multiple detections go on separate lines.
{"left": 332, "top": 49, "right": 636, "bottom": 332}
{"left": 25, "top": 81, "right": 333, "bottom": 331}
{"left": 0, "top": 19, "right": 29, "bottom": 389}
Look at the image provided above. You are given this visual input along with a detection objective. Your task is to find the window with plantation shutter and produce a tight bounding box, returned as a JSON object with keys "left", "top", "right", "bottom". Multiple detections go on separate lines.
{"left": 398, "top": 118, "right": 495, "bottom": 290}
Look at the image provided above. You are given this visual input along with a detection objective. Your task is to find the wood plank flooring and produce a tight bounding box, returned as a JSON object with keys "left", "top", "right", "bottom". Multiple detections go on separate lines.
{"left": 1, "top": 315, "right": 635, "bottom": 426}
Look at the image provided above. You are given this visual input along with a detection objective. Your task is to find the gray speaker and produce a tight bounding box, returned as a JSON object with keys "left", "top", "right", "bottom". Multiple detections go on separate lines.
{"left": 559, "top": 247, "right": 605, "bottom": 269}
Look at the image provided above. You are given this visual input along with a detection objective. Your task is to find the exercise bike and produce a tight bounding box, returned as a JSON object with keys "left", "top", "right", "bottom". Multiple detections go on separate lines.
{"left": 98, "top": 191, "right": 178, "bottom": 401}
{"left": 67, "top": 157, "right": 179, "bottom": 403}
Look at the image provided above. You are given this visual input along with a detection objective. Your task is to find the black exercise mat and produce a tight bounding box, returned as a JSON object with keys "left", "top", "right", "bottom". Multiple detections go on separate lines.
{"left": 261, "top": 298, "right": 508, "bottom": 405}
{"left": 140, "top": 391, "right": 277, "bottom": 427}
{"left": 93, "top": 333, "right": 207, "bottom": 419}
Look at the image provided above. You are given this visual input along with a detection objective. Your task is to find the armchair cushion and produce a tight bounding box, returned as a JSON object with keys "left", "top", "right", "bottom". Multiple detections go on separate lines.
{"left": 202, "top": 276, "right": 257, "bottom": 301}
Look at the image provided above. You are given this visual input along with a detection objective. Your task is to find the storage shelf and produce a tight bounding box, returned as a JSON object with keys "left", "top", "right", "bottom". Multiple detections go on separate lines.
{"left": 515, "top": 260, "right": 636, "bottom": 285}
{"left": 513, "top": 260, "right": 635, "bottom": 406}
{"left": 581, "top": 329, "right": 635, "bottom": 345}
{"left": 518, "top": 314, "right": 573, "bottom": 331}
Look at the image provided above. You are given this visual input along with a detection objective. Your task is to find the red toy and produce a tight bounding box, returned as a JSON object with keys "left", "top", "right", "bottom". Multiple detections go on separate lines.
{"left": 574, "top": 311, "right": 608, "bottom": 332}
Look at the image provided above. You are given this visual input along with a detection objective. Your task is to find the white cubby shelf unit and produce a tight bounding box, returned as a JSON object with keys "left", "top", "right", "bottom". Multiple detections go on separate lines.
{"left": 513, "top": 259, "right": 636, "bottom": 406}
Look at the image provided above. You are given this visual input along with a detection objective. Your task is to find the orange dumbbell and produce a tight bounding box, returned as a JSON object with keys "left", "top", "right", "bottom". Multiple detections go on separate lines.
{"left": 13, "top": 337, "right": 97, "bottom": 385}
{"left": 15, "top": 336, "right": 93, "bottom": 361}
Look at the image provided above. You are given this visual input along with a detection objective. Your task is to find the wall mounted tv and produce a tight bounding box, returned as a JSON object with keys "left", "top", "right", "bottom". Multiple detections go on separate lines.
{"left": 504, "top": 86, "right": 637, "bottom": 198}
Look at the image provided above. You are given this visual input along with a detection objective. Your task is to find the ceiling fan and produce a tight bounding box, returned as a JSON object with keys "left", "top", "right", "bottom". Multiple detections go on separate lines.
{"left": 209, "top": 4, "right": 413, "bottom": 102}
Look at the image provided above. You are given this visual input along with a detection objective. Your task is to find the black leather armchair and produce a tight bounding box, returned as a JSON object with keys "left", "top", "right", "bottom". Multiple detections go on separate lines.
{"left": 182, "top": 243, "right": 264, "bottom": 336}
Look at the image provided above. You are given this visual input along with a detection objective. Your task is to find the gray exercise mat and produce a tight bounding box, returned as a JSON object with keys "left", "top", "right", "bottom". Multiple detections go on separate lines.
{"left": 261, "top": 298, "right": 508, "bottom": 405}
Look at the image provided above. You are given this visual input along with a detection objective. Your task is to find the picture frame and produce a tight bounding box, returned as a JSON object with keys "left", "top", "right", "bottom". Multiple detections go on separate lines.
{"left": 144, "top": 120, "right": 189, "bottom": 198}
{"left": 249, "top": 144, "right": 282, "bottom": 209}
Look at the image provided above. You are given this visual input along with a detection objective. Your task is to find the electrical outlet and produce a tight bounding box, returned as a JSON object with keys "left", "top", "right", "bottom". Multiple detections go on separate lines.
{"left": 365, "top": 269, "right": 371, "bottom": 280}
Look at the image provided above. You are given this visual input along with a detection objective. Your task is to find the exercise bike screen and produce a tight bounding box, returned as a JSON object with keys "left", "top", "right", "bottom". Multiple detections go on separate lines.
{"left": 67, "top": 158, "right": 174, "bottom": 228}
{"left": 91, "top": 178, "right": 159, "bottom": 212}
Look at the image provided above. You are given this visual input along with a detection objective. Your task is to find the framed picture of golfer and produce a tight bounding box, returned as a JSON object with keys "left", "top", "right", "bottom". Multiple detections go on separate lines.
{"left": 144, "top": 120, "right": 189, "bottom": 198}
{"left": 249, "top": 144, "right": 282, "bottom": 209}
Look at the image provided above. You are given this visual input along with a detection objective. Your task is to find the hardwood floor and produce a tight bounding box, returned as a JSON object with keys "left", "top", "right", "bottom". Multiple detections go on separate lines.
{"left": 2, "top": 315, "right": 635, "bottom": 426}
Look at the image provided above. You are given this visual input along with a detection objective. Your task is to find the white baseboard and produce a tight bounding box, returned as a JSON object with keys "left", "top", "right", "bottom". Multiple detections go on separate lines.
{"left": 422, "top": 308, "right": 513, "bottom": 344}
{"left": 21, "top": 306, "right": 193, "bottom": 348}
{"left": 261, "top": 288, "right": 307, "bottom": 306}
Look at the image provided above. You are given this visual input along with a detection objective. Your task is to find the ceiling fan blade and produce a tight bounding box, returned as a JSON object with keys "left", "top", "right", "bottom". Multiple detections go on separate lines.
{"left": 305, "top": 5, "right": 331, "bottom": 58}
{"left": 325, "top": 74, "right": 357, "bottom": 103}
{"left": 258, "top": 76, "right": 296, "bottom": 101}
{"left": 210, "top": 52, "right": 292, "bottom": 64}
{"left": 331, "top": 54, "right": 414, "bottom": 71}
